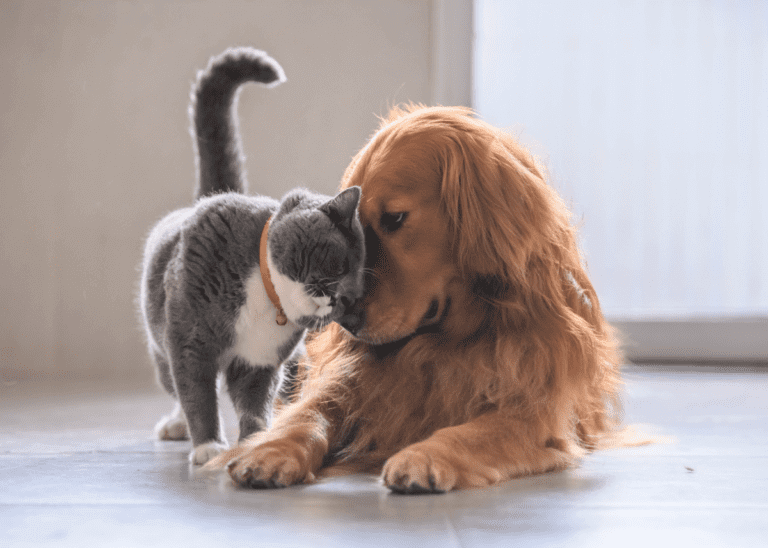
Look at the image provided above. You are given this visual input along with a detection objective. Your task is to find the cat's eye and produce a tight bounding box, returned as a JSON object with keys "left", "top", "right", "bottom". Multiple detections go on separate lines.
{"left": 380, "top": 211, "right": 408, "bottom": 233}
{"left": 337, "top": 259, "right": 349, "bottom": 277}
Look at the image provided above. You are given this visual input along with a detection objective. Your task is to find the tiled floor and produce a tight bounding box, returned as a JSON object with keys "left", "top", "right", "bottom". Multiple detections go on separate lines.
{"left": 2, "top": 365, "right": 767, "bottom": 547}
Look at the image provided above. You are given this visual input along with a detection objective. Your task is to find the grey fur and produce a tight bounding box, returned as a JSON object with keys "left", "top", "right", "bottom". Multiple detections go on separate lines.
{"left": 139, "top": 47, "right": 365, "bottom": 463}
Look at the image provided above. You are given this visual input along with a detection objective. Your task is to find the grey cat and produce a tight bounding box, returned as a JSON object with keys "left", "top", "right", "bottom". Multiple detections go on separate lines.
{"left": 139, "top": 47, "right": 365, "bottom": 465}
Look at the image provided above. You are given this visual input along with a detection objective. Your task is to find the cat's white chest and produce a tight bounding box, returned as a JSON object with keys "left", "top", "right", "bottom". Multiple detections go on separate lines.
{"left": 231, "top": 268, "right": 298, "bottom": 367}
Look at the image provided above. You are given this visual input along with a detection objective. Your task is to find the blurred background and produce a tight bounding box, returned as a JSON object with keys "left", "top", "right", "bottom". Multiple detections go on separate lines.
{"left": 1, "top": 0, "right": 765, "bottom": 385}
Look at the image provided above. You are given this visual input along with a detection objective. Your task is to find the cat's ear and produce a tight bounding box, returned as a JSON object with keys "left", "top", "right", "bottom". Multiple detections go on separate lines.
{"left": 320, "top": 186, "right": 361, "bottom": 228}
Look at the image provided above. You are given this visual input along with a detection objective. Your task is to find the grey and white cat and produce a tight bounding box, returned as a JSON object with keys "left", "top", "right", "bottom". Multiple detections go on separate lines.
{"left": 139, "top": 47, "right": 365, "bottom": 465}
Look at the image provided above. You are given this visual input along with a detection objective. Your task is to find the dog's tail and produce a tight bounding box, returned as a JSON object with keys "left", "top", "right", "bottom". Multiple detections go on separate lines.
{"left": 594, "top": 423, "right": 675, "bottom": 451}
{"left": 190, "top": 47, "right": 286, "bottom": 200}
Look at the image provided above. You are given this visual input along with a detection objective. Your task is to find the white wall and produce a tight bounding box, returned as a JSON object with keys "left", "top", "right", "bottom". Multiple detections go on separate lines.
{"left": 0, "top": 0, "right": 435, "bottom": 382}
{"left": 474, "top": 0, "right": 768, "bottom": 320}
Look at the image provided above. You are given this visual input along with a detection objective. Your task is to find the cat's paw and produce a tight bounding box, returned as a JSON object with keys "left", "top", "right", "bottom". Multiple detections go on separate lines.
{"left": 190, "top": 441, "right": 229, "bottom": 465}
{"left": 154, "top": 407, "right": 189, "bottom": 441}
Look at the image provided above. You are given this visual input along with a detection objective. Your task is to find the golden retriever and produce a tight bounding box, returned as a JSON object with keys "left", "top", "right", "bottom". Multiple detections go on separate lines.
{"left": 210, "top": 105, "right": 622, "bottom": 493}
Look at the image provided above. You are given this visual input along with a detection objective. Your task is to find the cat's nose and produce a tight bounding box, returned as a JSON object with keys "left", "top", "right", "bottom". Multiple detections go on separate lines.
{"left": 337, "top": 297, "right": 364, "bottom": 336}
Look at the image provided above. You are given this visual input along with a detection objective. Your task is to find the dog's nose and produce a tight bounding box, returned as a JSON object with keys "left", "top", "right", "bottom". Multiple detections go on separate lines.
{"left": 337, "top": 296, "right": 364, "bottom": 335}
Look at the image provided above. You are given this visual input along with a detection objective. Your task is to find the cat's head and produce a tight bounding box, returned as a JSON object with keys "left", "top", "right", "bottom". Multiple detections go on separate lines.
{"left": 267, "top": 186, "right": 365, "bottom": 329}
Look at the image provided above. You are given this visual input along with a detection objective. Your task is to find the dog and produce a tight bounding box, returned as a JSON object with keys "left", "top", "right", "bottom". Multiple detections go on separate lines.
{"left": 210, "top": 105, "right": 623, "bottom": 493}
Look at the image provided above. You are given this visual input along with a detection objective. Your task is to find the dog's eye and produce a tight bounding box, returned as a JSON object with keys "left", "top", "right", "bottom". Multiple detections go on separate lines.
{"left": 380, "top": 212, "right": 408, "bottom": 233}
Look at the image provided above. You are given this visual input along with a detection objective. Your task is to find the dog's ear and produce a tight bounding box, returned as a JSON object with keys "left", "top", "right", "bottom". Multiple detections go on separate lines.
{"left": 438, "top": 117, "right": 611, "bottom": 332}
{"left": 438, "top": 119, "right": 575, "bottom": 288}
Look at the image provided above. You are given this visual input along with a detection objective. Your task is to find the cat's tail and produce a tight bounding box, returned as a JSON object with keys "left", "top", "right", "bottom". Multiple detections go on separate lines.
{"left": 190, "top": 47, "right": 286, "bottom": 200}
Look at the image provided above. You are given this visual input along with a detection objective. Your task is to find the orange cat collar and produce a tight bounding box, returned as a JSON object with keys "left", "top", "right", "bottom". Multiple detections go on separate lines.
{"left": 259, "top": 217, "right": 288, "bottom": 326}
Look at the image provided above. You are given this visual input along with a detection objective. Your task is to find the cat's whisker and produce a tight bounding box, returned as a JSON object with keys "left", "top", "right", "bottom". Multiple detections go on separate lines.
{"left": 362, "top": 267, "right": 381, "bottom": 283}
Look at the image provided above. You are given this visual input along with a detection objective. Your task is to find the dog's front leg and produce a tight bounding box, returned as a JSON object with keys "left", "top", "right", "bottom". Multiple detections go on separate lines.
{"left": 212, "top": 397, "right": 340, "bottom": 489}
{"left": 382, "top": 411, "right": 577, "bottom": 493}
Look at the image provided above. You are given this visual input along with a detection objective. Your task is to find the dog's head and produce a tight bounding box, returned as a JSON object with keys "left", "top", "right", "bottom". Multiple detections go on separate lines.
{"left": 338, "top": 105, "right": 588, "bottom": 350}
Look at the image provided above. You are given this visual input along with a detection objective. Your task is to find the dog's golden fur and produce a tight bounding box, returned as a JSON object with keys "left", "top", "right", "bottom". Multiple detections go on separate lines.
{"left": 211, "top": 105, "right": 622, "bottom": 492}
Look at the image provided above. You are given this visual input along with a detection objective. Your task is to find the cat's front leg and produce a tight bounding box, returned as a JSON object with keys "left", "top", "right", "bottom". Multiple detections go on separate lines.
{"left": 190, "top": 439, "right": 228, "bottom": 466}
{"left": 225, "top": 358, "right": 283, "bottom": 441}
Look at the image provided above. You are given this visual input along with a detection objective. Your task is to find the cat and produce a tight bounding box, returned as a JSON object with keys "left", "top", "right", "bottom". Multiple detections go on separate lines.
{"left": 138, "top": 47, "right": 365, "bottom": 465}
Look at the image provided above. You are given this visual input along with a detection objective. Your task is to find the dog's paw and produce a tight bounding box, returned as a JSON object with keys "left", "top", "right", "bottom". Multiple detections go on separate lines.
{"left": 382, "top": 442, "right": 503, "bottom": 494}
{"left": 154, "top": 406, "right": 189, "bottom": 441}
{"left": 189, "top": 441, "right": 228, "bottom": 465}
{"left": 226, "top": 441, "right": 314, "bottom": 489}
{"left": 382, "top": 446, "right": 453, "bottom": 494}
